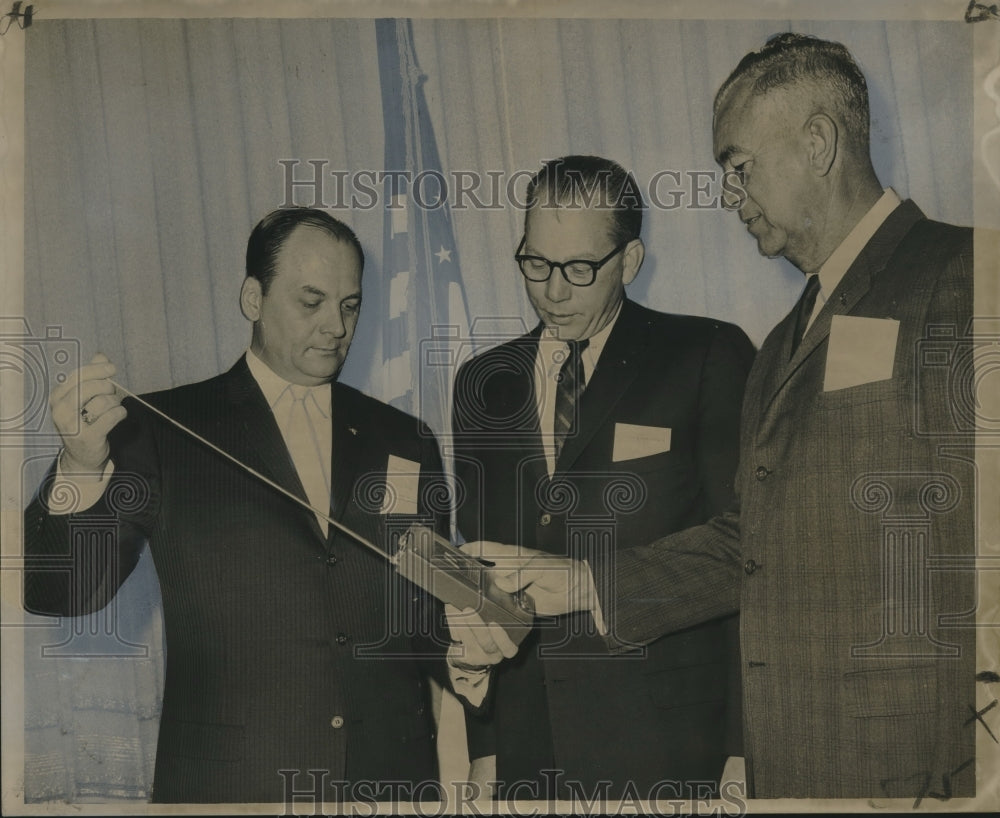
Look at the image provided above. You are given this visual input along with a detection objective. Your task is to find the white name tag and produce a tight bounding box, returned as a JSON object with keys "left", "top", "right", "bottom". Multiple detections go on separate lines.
{"left": 824, "top": 315, "right": 899, "bottom": 392}
{"left": 380, "top": 455, "right": 421, "bottom": 515}
{"left": 613, "top": 423, "right": 671, "bottom": 463}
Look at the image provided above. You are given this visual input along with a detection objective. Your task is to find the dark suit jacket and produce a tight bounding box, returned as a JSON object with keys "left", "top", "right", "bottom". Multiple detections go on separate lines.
{"left": 24, "top": 356, "right": 449, "bottom": 804}
{"left": 452, "top": 298, "right": 755, "bottom": 797}
{"left": 598, "top": 202, "right": 977, "bottom": 798}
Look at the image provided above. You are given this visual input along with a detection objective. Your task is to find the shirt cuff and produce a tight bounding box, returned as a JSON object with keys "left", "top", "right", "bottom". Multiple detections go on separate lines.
{"left": 446, "top": 650, "right": 492, "bottom": 708}
{"left": 49, "top": 451, "right": 114, "bottom": 515}
{"left": 582, "top": 558, "right": 608, "bottom": 636}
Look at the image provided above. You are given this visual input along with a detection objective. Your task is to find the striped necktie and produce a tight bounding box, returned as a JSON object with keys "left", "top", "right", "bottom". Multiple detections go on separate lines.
{"left": 553, "top": 338, "right": 589, "bottom": 460}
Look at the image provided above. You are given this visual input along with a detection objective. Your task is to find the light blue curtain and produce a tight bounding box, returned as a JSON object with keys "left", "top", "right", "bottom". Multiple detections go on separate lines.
{"left": 20, "top": 16, "right": 972, "bottom": 802}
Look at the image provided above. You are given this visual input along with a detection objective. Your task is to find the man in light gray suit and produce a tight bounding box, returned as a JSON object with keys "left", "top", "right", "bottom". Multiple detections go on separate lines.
{"left": 471, "top": 33, "right": 978, "bottom": 799}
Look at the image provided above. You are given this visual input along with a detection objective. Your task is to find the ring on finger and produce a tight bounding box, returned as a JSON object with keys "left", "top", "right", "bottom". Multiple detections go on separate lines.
{"left": 450, "top": 658, "right": 492, "bottom": 674}
{"left": 80, "top": 407, "right": 96, "bottom": 425}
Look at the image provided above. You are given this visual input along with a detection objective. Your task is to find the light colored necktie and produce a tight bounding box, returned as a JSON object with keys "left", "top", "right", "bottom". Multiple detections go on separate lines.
{"left": 281, "top": 384, "right": 331, "bottom": 534}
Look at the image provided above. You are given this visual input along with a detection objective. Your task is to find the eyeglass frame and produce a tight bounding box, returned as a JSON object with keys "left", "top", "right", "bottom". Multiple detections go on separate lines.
{"left": 514, "top": 235, "right": 629, "bottom": 287}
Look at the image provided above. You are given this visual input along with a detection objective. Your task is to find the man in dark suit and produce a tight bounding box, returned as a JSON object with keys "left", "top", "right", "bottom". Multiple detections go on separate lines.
{"left": 23, "top": 208, "right": 469, "bottom": 804}
{"left": 482, "top": 35, "right": 979, "bottom": 800}
{"left": 451, "top": 155, "right": 755, "bottom": 799}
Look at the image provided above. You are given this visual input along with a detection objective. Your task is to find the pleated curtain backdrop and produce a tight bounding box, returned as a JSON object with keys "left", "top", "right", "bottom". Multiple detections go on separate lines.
{"left": 20, "top": 16, "right": 971, "bottom": 802}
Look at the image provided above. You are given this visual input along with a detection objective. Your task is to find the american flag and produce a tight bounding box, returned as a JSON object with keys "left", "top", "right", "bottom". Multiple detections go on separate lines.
{"left": 375, "top": 18, "right": 470, "bottom": 437}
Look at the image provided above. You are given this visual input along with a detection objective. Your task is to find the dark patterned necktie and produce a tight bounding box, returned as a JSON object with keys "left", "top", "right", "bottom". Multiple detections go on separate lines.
{"left": 553, "top": 338, "right": 589, "bottom": 459}
{"left": 790, "top": 275, "right": 822, "bottom": 357}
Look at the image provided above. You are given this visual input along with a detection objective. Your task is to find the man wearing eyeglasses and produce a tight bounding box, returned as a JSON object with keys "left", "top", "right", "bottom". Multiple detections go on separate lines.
{"left": 450, "top": 155, "right": 755, "bottom": 800}
{"left": 472, "top": 35, "right": 982, "bottom": 800}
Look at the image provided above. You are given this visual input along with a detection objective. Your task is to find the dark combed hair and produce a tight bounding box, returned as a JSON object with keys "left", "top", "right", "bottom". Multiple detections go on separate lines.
{"left": 524, "top": 155, "right": 645, "bottom": 246}
{"left": 246, "top": 207, "right": 365, "bottom": 293}
{"left": 715, "top": 33, "right": 871, "bottom": 152}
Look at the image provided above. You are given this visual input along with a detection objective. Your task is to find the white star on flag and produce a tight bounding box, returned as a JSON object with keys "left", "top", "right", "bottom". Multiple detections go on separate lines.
{"left": 435, "top": 246, "right": 452, "bottom": 264}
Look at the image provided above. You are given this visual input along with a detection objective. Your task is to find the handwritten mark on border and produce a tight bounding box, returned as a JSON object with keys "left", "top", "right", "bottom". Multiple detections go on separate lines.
{"left": 966, "top": 1, "right": 1000, "bottom": 22}
{"left": 0, "top": 1, "right": 32, "bottom": 35}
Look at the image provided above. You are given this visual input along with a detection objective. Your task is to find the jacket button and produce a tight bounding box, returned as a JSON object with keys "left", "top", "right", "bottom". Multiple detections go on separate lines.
{"left": 331, "top": 715, "right": 345, "bottom": 729}
{"left": 326, "top": 553, "right": 338, "bottom": 566}
{"left": 539, "top": 513, "right": 552, "bottom": 526}
{"left": 744, "top": 559, "right": 758, "bottom": 575}
{"left": 336, "top": 633, "right": 350, "bottom": 646}
{"left": 754, "top": 466, "right": 770, "bottom": 481}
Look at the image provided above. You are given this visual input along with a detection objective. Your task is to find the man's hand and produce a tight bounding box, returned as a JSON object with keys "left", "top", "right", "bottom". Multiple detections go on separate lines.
{"left": 444, "top": 603, "right": 517, "bottom": 671}
{"left": 51, "top": 353, "right": 127, "bottom": 474}
{"left": 466, "top": 541, "right": 597, "bottom": 618}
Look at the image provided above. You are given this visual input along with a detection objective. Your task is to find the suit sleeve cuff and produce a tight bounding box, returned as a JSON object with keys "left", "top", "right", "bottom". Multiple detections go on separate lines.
{"left": 582, "top": 558, "right": 608, "bottom": 636}
{"left": 50, "top": 451, "right": 114, "bottom": 514}
{"left": 446, "top": 651, "right": 492, "bottom": 708}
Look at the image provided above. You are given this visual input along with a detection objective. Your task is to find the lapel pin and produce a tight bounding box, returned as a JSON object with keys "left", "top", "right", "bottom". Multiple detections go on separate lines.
{"left": 348, "top": 426, "right": 358, "bottom": 436}
{"left": 839, "top": 293, "right": 847, "bottom": 305}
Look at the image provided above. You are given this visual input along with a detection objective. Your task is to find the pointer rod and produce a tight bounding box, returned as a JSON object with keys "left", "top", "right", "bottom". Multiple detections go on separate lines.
{"left": 108, "top": 379, "right": 393, "bottom": 564}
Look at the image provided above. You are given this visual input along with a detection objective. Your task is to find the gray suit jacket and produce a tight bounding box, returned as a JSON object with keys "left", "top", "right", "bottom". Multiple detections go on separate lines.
{"left": 596, "top": 201, "right": 977, "bottom": 799}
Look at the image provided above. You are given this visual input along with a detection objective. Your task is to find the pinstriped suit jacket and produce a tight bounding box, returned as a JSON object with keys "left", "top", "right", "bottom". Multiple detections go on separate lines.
{"left": 597, "top": 202, "right": 977, "bottom": 798}
{"left": 24, "top": 356, "right": 448, "bottom": 803}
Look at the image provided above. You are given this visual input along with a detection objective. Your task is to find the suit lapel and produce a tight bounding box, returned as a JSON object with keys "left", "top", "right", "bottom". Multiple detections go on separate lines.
{"left": 503, "top": 331, "right": 550, "bottom": 505}
{"left": 556, "top": 299, "right": 649, "bottom": 474}
{"left": 497, "top": 333, "right": 543, "bottom": 441}
{"left": 760, "top": 201, "right": 925, "bottom": 413}
{"left": 753, "top": 307, "right": 798, "bottom": 421}
{"left": 328, "top": 382, "right": 366, "bottom": 530}
{"left": 224, "top": 356, "right": 328, "bottom": 546}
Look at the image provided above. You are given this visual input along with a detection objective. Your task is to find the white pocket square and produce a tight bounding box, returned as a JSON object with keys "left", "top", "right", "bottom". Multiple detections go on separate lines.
{"left": 613, "top": 423, "right": 671, "bottom": 463}
{"left": 380, "top": 455, "right": 421, "bottom": 515}
{"left": 824, "top": 315, "right": 899, "bottom": 391}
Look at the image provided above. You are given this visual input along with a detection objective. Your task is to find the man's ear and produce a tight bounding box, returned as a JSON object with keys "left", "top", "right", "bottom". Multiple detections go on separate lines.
{"left": 806, "top": 113, "right": 838, "bottom": 176}
{"left": 240, "top": 276, "right": 262, "bottom": 322}
{"left": 621, "top": 238, "right": 645, "bottom": 286}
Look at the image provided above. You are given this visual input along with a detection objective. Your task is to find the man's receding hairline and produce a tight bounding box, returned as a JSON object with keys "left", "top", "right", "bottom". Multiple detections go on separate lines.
{"left": 715, "top": 78, "right": 840, "bottom": 142}
{"left": 279, "top": 222, "right": 364, "bottom": 264}
{"left": 524, "top": 200, "right": 620, "bottom": 241}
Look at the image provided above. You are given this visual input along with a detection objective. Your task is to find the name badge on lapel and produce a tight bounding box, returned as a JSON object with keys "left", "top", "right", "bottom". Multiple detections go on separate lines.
{"left": 824, "top": 315, "right": 900, "bottom": 391}
{"left": 613, "top": 423, "right": 671, "bottom": 462}
{"left": 380, "top": 455, "right": 421, "bottom": 515}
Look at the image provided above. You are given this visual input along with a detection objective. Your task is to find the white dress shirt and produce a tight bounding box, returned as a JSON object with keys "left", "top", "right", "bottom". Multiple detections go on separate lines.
{"left": 804, "top": 188, "right": 901, "bottom": 333}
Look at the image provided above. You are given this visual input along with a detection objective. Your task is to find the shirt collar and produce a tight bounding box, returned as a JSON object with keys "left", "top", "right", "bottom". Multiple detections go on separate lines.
{"left": 245, "top": 348, "right": 331, "bottom": 417}
{"left": 540, "top": 298, "right": 623, "bottom": 366}
{"left": 816, "top": 188, "right": 901, "bottom": 299}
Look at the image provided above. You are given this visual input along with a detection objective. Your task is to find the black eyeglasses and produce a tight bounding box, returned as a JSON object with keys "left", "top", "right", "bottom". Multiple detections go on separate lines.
{"left": 514, "top": 236, "right": 627, "bottom": 287}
